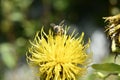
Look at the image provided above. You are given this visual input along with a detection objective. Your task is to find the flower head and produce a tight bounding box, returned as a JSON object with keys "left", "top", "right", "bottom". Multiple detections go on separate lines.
{"left": 103, "top": 14, "right": 120, "bottom": 40}
{"left": 103, "top": 14, "right": 120, "bottom": 53}
{"left": 27, "top": 27, "right": 90, "bottom": 80}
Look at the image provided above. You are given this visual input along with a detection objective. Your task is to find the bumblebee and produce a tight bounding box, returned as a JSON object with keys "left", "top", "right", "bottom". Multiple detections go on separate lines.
{"left": 50, "top": 20, "right": 65, "bottom": 36}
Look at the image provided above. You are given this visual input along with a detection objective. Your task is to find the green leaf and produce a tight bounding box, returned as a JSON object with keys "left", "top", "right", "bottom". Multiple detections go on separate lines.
{"left": 92, "top": 63, "right": 120, "bottom": 73}
{"left": 0, "top": 43, "right": 16, "bottom": 69}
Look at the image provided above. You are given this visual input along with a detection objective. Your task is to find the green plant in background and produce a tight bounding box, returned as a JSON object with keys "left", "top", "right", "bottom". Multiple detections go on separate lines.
{"left": 0, "top": 0, "right": 34, "bottom": 69}
{"left": 92, "top": 14, "right": 120, "bottom": 80}
{"left": 0, "top": 1, "right": 39, "bottom": 79}
{"left": 1, "top": 0, "right": 38, "bottom": 37}
{"left": 26, "top": 23, "right": 91, "bottom": 80}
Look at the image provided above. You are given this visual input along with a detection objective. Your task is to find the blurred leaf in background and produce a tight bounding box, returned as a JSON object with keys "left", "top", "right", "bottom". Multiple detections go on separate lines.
{"left": 0, "top": 43, "right": 17, "bottom": 69}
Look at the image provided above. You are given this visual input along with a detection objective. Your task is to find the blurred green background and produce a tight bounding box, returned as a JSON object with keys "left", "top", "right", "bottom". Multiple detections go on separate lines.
{"left": 0, "top": 0, "right": 120, "bottom": 80}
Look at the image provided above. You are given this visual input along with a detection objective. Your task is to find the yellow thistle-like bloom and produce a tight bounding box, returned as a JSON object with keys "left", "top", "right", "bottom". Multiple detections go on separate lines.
{"left": 103, "top": 14, "right": 120, "bottom": 40}
{"left": 27, "top": 27, "right": 90, "bottom": 80}
{"left": 103, "top": 14, "right": 120, "bottom": 53}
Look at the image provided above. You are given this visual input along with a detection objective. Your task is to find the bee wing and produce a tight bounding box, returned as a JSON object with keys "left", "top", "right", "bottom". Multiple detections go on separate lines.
{"left": 59, "top": 20, "right": 65, "bottom": 26}
{"left": 50, "top": 23, "right": 56, "bottom": 27}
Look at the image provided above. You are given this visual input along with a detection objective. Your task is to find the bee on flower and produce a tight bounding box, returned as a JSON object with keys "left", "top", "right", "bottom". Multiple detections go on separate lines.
{"left": 26, "top": 22, "right": 90, "bottom": 80}
{"left": 50, "top": 20, "right": 65, "bottom": 36}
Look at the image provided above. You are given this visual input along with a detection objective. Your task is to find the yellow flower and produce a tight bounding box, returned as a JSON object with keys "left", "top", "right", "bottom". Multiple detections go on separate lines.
{"left": 27, "top": 27, "right": 90, "bottom": 80}
{"left": 103, "top": 14, "right": 120, "bottom": 39}
{"left": 103, "top": 14, "right": 120, "bottom": 53}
